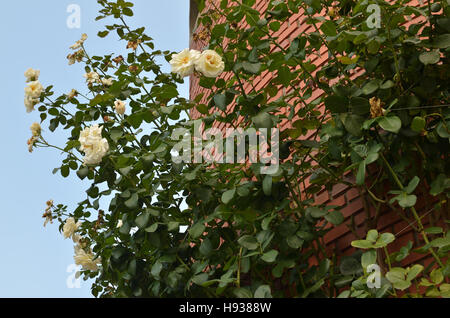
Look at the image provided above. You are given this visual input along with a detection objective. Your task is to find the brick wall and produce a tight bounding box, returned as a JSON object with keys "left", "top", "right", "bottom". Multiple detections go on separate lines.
{"left": 189, "top": 0, "right": 441, "bottom": 269}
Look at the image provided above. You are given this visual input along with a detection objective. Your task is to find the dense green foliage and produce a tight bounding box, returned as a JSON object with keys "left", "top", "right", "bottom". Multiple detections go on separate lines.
{"left": 33, "top": 0, "right": 449, "bottom": 297}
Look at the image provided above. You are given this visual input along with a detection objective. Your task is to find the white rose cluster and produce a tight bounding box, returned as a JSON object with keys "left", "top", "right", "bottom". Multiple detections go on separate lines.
{"left": 63, "top": 217, "right": 81, "bottom": 240}
{"left": 24, "top": 68, "right": 43, "bottom": 113}
{"left": 67, "top": 34, "right": 88, "bottom": 65}
{"left": 74, "top": 244, "right": 101, "bottom": 272}
{"left": 170, "top": 49, "right": 225, "bottom": 78}
{"left": 70, "top": 33, "right": 88, "bottom": 50}
{"left": 60, "top": 217, "right": 101, "bottom": 272}
{"left": 78, "top": 124, "right": 110, "bottom": 165}
{"left": 27, "top": 122, "right": 41, "bottom": 153}
{"left": 114, "top": 100, "right": 126, "bottom": 115}
{"left": 84, "top": 71, "right": 100, "bottom": 84}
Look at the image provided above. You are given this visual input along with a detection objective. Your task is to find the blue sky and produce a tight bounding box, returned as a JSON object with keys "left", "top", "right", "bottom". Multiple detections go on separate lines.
{"left": 0, "top": 0, "right": 189, "bottom": 297}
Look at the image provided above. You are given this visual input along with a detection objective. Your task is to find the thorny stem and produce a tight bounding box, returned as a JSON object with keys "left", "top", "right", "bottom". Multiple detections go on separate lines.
{"left": 380, "top": 153, "right": 444, "bottom": 268}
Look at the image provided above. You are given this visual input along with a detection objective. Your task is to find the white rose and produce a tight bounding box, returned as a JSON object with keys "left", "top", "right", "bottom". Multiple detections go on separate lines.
{"left": 63, "top": 217, "right": 81, "bottom": 239}
{"left": 70, "top": 33, "right": 88, "bottom": 50}
{"left": 67, "top": 89, "right": 78, "bottom": 99}
{"left": 25, "top": 81, "right": 44, "bottom": 99}
{"left": 194, "top": 50, "right": 225, "bottom": 78}
{"left": 72, "top": 234, "right": 81, "bottom": 244}
{"left": 84, "top": 72, "right": 99, "bottom": 84}
{"left": 117, "top": 220, "right": 123, "bottom": 228}
{"left": 114, "top": 100, "right": 126, "bottom": 115}
{"left": 24, "top": 68, "right": 40, "bottom": 82}
{"left": 74, "top": 245, "right": 101, "bottom": 271}
{"left": 30, "top": 122, "right": 41, "bottom": 137}
{"left": 101, "top": 78, "right": 114, "bottom": 86}
{"left": 24, "top": 96, "right": 38, "bottom": 113}
{"left": 169, "top": 48, "right": 201, "bottom": 78}
{"left": 78, "top": 124, "right": 109, "bottom": 165}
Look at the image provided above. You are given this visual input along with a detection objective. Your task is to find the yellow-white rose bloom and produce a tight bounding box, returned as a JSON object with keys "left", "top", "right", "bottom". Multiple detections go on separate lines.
{"left": 24, "top": 68, "right": 40, "bottom": 82}
{"left": 25, "top": 81, "right": 44, "bottom": 99}
{"left": 101, "top": 78, "right": 114, "bottom": 86}
{"left": 67, "top": 89, "right": 78, "bottom": 99}
{"left": 114, "top": 100, "right": 126, "bottom": 115}
{"left": 84, "top": 71, "right": 100, "bottom": 84}
{"left": 63, "top": 217, "right": 81, "bottom": 239}
{"left": 78, "top": 124, "right": 110, "bottom": 165}
{"left": 30, "top": 122, "right": 41, "bottom": 137}
{"left": 74, "top": 245, "right": 101, "bottom": 271}
{"left": 169, "top": 48, "right": 201, "bottom": 78}
{"left": 24, "top": 96, "right": 38, "bottom": 113}
{"left": 70, "top": 33, "right": 88, "bottom": 50}
{"left": 194, "top": 50, "right": 225, "bottom": 78}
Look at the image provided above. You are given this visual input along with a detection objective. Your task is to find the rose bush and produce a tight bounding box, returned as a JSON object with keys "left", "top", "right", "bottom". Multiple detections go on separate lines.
{"left": 26, "top": 0, "right": 449, "bottom": 298}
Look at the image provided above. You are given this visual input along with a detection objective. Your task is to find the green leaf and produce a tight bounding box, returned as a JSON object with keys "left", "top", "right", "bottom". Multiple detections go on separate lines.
{"left": 286, "top": 235, "right": 304, "bottom": 249}
{"left": 361, "top": 250, "right": 377, "bottom": 269}
{"left": 125, "top": 193, "right": 139, "bottom": 209}
{"left": 398, "top": 193, "right": 417, "bottom": 208}
{"left": 145, "top": 223, "right": 158, "bottom": 233}
{"left": 252, "top": 112, "right": 272, "bottom": 129}
{"left": 269, "top": 21, "right": 281, "bottom": 31}
{"left": 351, "top": 240, "right": 374, "bottom": 249}
{"left": 411, "top": 116, "right": 426, "bottom": 132}
{"left": 340, "top": 257, "right": 363, "bottom": 275}
{"left": 419, "top": 50, "right": 440, "bottom": 65}
{"left": 325, "top": 210, "right": 344, "bottom": 225}
{"left": 356, "top": 161, "right": 366, "bottom": 186}
{"left": 222, "top": 188, "right": 236, "bottom": 204}
{"left": 324, "top": 95, "right": 348, "bottom": 113}
{"left": 76, "top": 166, "right": 89, "bottom": 180}
{"left": 192, "top": 273, "right": 209, "bottom": 286}
{"left": 407, "top": 264, "right": 424, "bottom": 281}
{"left": 424, "top": 227, "right": 443, "bottom": 234}
{"left": 337, "top": 290, "right": 351, "bottom": 298}
{"left": 404, "top": 176, "right": 420, "bottom": 194}
{"left": 432, "top": 34, "right": 450, "bottom": 48}
{"left": 380, "top": 80, "right": 394, "bottom": 89}
{"left": 430, "top": 174, "right": 450, "bottom": 196}
{"left": 340, "top": 114, "right": 363, "bottom": 136}
{"left": 431, "top": 268, "right": 444, "bottom": 284}
{"left": 379, "top": 116, "right": 402, "bottom": 133}
{"left": 254, "top": 285, "right": 272, "bottom": 298}
{"left": 350, "top": 97, "right": 370, "bottom": 115}
{"left": 392, "top": 280, "right": 411, "bottom": 291}
{"left": 376, "top": 233, "right": 395, "bottom": 247}
{"left": 233, "top": 288, "right": 253, "bottom": 298}
{"left": 362, "top": 80, "right": 379, "bottom": 95}
{"left": 189, "top": 222, "right": 205, "bottom": 239}
{"left": 261, "top": 250, "right": 279, "bottom": 263}
{"left": 60, "top": 165, "right": 70, "bottom": 178}
{"left": 135, "top": 212, "right": 150, "bottom": 229}
{"left": 242, "top": 61, "right": 261, "bottom": 74}
{"left": 97, "top": 30, "right": 109, "bottom": 38}
{"left": 307, "top": 206, "right": 327, "bottom": 218}
{"left": 263, "top": 175, "right": 272, "bottom": 196}
{"left": 430, "top": 236, "right": 450, "bottom": 248}
{"left": 320, "top": 20, "right": 337, "bottom": 36}
{"left": 213, "top": 94, "right": 227, "bottom": 110}
{"left": 386, "top": 268, "right": 407, "bottom": 285}
{"left": 238, "top": 235, "right": 259, "bottom": 250}
{"left": 199, "top": 238, "right": 212, "bottom": 256}
{"left": 366, "top": 229, "right": 379, "bottom": 243}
